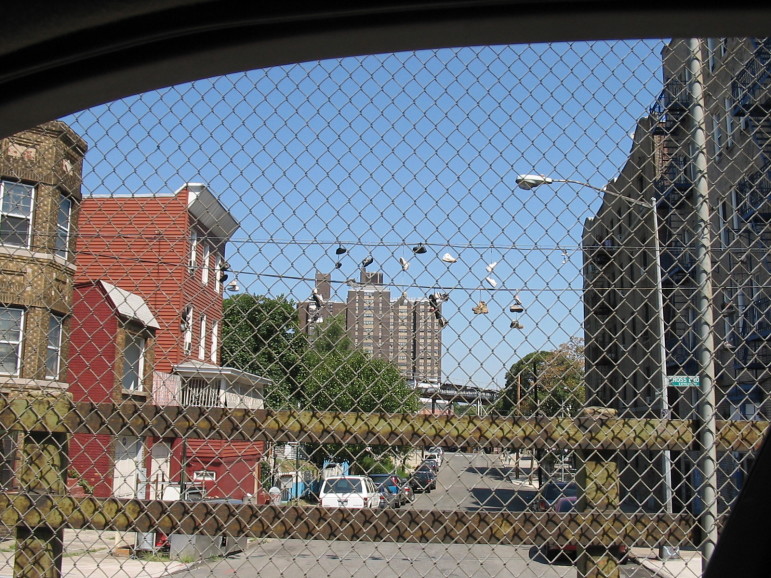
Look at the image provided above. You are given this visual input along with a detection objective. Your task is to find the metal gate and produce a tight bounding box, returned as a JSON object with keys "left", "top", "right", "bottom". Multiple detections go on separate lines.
{"left": 0, "top": 37, "right": 768, "bottom": 577}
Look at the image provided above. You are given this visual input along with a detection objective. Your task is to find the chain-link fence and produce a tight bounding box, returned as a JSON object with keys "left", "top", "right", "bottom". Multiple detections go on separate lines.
{"left": 0, "top": 37, "right": 768, "bottom": 577}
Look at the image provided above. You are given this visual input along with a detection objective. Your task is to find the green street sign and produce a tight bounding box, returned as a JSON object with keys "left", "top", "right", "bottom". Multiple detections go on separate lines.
{"left": 668, "top": 375, "right": 700, "bottom": 387}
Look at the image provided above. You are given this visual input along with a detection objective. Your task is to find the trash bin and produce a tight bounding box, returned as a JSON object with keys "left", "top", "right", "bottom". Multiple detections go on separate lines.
{"left": 269, "top": 486, "right": 282, "bottom": 505}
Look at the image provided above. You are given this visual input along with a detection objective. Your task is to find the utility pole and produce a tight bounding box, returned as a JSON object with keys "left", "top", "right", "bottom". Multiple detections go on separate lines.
{"left": 688, "top": 37, "right": 719, "bottom": 566}
{"left": 534, "top": 359, "right": 543, "bottom": 488}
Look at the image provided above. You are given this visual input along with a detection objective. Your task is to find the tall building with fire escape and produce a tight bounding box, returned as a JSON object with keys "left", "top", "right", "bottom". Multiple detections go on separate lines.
{"left": 583, "top": 38, "right": 771, "bottom": 513}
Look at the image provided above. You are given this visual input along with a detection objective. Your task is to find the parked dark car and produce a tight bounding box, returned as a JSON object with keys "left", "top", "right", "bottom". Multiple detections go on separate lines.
{"left": 544, "top": 496, "right": 578, "bottom": 559}
{"left": 544, "top": 496, "right": 628, "bottom": 562}
{"left": 370, "top": 473, "right": 409, "bottom": 506}
{"left": 410, "top": 468, "right": 437, "bottom": 493}
{"left": 536, "top": 481, "right": 578, "bottom": 512}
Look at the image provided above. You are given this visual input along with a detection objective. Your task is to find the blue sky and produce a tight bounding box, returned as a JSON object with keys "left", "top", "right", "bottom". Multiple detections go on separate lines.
{"left": 64, "top": 39, "right": 668, "bottom": 389}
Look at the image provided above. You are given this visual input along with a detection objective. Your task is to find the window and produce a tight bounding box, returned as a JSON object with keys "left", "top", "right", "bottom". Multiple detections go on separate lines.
{"left": 201, "top": 242, "right": 210, "bottom": 285}
{"left": 210, "top": 319, "right": 218, "bottom": 363}
{"left": 0, "top": 307, "right": 23, "bottom": 375}
{"left": 189, "top": 230, "right": 198, "bottom": 272}
{"left": 193, "top": 470, "right": 216, "bottom": 482}
{"left": 0, "top": 181, "right": 33, "bottom": 248}
{"left": 719, "top": 202, "right": 731, "bottom": 248}
{"left": 122, "top": 332, "right": 146, "bottom": 391}
{"left": 707, "top": 38, "right": 717, "bottom": 72}
{"left": 182, "top": 305, "right": 193, "bottom": 354}
{"left": 46, "top": 313, "right": 64, "bottom": 379}
{"left": 724, "top": 98, "right": 735, "bottom": 148}
{"left": 198, "top": 314, "right": 206, "bottom": 359}
{"left": 712, "top": 114, "right": 723, "bottom": 159}
{"left": 55, "top": 193, "right": 72, "bottom": 258}
{"left": 215, "top": 254, "right": 223, "bottom": 292}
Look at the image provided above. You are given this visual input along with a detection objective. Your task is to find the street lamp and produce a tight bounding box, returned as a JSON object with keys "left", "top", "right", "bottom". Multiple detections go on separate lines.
{"left": 516, "top": 173, "right": 674, "bottom": 513}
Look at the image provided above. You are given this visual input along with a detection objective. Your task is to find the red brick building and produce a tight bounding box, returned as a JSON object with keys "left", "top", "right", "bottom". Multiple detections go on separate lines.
{"left": 68, "top": 280, "right": 159, "bottom": 497}
{"left": 72, "top": 183, "right": 268, "bottom": 500}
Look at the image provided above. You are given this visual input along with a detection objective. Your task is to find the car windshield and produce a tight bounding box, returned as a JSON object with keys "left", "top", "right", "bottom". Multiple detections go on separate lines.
{"left": 370, "top": 475, "right": 391, "bottom": 483}
{"left": 556, "top": 498, "right": 576, "bottom": 513}
{"left": 544, "top": 483, "right": 578, "bottom": 501}
{"left": 323, "top": 478, "right": 363, "bottom": 494}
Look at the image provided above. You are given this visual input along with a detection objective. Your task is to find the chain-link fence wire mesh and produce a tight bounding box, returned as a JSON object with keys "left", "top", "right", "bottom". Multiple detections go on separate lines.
{"left": 0, "top": 36, "right": 768, "bottom": 577}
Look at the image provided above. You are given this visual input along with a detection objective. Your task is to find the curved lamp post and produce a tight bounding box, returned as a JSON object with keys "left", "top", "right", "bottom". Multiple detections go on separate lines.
{"left": 516, "top": 173, "right": 674, "bottom": 514}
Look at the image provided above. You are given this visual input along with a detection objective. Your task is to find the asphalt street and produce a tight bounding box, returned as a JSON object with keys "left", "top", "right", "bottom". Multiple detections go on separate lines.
{"left": 175, "top": 452, "right": 654, "bottom": 577}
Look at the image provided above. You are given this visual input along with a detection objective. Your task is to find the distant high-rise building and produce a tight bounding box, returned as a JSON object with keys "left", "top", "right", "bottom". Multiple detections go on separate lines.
{"left": 299, "top": 270, "right": 443, "bottom": 383}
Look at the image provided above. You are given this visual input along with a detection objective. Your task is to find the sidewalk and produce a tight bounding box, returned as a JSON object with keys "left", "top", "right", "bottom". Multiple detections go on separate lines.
{"left": 631, "top": 547, "right": 703, "bottom": 578}
{"left": 0, "top": 529, "right": 191, "bottom": 577}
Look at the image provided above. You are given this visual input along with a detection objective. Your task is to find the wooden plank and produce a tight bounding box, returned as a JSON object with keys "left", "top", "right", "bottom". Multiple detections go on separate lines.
{"left": 0, "top": 494, "right": 694, "bottom": 547}
{"left": 0, "top": 397, "right": 764, "bottom": 451}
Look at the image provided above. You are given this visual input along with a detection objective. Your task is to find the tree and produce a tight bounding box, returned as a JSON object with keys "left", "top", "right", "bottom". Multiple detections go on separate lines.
{"left": 303, "top": 316, "right": 420, "bottom": 414}
{"left": 497, "top": 338, "right": 585, "bottom": 417}
{"left": 302, "top": 315, "right": 421, "bottom": 471}
{"left": 222, "top": 294, "right": 309, "bottom": 409}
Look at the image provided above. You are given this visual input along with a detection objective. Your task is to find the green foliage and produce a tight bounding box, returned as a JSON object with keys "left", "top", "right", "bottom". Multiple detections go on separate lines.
{"left": 222, "top": 295, "right": 421, "bottom": 417}
{"left": 303, "top": 314, "right": 420, "bottom": 413}
{"left": 303, "top": 348, "right": 420, "bottom": 413}
{"left": 497, "top": 338, "right": 585, "bottom": 417}
{"left": 222, "top": 294, "right": 309, "bottom": 409}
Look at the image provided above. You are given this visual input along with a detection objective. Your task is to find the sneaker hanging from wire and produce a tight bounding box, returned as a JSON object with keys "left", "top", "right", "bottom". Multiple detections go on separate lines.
{"left": 361, "top": 255, "right": 374, "bottom": 268}
{"left": 399, "top": 257, "right": 410, "bottom": 271}
{"left": 485, "top": 276, "right": 497, "bottom": 288}
{"left": 335, "top": 245, "right": 347, "bottom": 255}
{"left": 412, "top": 243, "right": 427, "bottom": 254}
{"left": 312, "top": 287, "right": 325, "bottom": 308}
{"left": 486, "top": 261, "right": 498, "bottom": 273}
{"left": 509, "top": 294, "right": 524, "bottom": 313}
{"left": 442, "top": 253, "right": 458, "bottom": 263}
{"left": 472, "top": 301, "right": 489, "bottom": 315}
{"left": 510, "top": 320, "right": 524, "bottom": 329}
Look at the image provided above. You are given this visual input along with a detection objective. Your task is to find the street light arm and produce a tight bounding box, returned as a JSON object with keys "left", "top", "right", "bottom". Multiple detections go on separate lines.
{"left": 515, "top": 174, "right": 653, "bottom": 209}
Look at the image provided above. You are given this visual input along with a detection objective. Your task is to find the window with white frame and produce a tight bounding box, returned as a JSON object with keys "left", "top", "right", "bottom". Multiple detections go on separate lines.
{"left": 193, "top": 470, "right": 216, "bottom": 482}
{"left": 210, "top": 319, "right": 218, "bottom": 363}
{"left": 122, "top": 332, "right": 146, "bottom": 391}
{"left": 707, "top": 38, "right": 717, "bottom": 72}
{"left": 199, "top": 314, "right": 207, "bottom": 360}
{"left": 201, "top": 242, "right": 210, "bottom": 285}
{"left": 0, "top": 181, "right": 34, "bottom": 248}
{"left": 46, "top": 313, "right": 64, "bottom": 379}
{"left": 55, "top": 193, "right": 72, "bottom": 259}
{"left": 215, "top": 254, "right": 223, "bottom": 292}
{"left": 0, "top": 307, "right": 23, "bottom": 375}
{"left": 724, "top": 98, "right": 735, "bottom": 148}
{"left": 712, "top": 114, "right": 723, "bottom": 159}
{"left": 182, "top": 305, "right": 193, "bottom": 355}
{"left": 189, "top": 230, "right": 198, "bottom": 272}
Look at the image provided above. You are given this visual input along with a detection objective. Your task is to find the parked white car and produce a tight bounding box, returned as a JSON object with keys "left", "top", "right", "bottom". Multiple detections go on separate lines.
{"left": 319, "top": 475, "right": 380, "bottom": 509}
{"left": 424, "top": 452, "right": 442, "bottom": 467}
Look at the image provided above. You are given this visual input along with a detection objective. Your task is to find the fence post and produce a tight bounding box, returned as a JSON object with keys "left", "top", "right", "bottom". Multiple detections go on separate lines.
{"left": 13, "top": 396, "right": 69, "bottom": 578}
{"left": 576, "top": 407, "right": 621, "bottom": 578}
